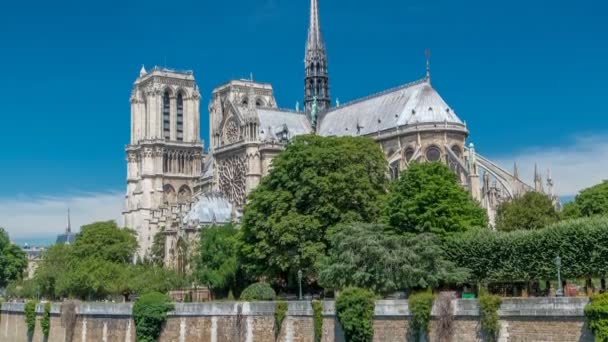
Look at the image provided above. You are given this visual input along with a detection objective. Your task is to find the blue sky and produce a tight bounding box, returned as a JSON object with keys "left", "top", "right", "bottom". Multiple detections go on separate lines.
{"left": 1, "top": 0, "right": 607, "bottom": 240}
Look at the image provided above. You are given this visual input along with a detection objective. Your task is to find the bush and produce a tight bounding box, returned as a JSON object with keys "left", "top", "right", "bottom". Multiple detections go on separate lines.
{"left": 585, "top": 293, "right": 608, "bottom": 341}
{"left": 336, "top": 287, "right": 375, "bottom": 342}
{"left": 312, "top": 300, "right": 323, "bottom": 342}
{"left": 408, "top": 291, "right": 434, "bottom": 342}
{"left": 41, "top": 302, "right": 51, "bottom": 338}
{"left": 274, "top": 301, "right": 288, "bottom": 340}
{"left": 478, "top": 292, "right": 501, "bottom": 342}
{"left": 24, "top": 300, "right": 37, "bottom": 337}
{"left": 240, "top": 282, "right": 276, "bottom": 301}
{"left": 133, "top": 292, "right": 174, "bottom": 342}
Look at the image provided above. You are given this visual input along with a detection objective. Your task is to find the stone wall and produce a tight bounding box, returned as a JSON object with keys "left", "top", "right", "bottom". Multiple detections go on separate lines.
{"left": 1, "top": 298, "right": 593, "bottom": 342}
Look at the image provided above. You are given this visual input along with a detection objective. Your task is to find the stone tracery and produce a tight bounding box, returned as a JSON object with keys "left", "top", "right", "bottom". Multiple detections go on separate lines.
{"left": 219, "top": 155, "right": 247, "bottom": 206}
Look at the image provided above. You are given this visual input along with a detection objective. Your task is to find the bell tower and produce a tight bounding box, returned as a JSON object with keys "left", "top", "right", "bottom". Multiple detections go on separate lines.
{"left": 304, "top": 0, "right": 330, "bottom": 122}
{"left": 123, "top": 66, "right": 204, "bottom": 258}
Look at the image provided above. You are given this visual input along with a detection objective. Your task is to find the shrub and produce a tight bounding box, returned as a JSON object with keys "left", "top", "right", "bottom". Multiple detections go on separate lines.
{"left": 478, "top": 292, "right": 502, "bottom": 342}
{"left": 408, "top": 291, "right": 434, "bottom": 342}
{"left": 336, "top": 287, "right": 375, "bottom": 342}
{"left": 240, "top": 282, "right": 276, "bottom": 301}
{"left": 133, "top": 292, "right": 174, "bottom": 342}
{"left": 312, "top": 300, "right": 323, "bottom": 342}
{"left": 585, "top": 293, "right": 608, "bottom": 341}
{"left": 41, "top": 302, "right": 51, "bottom": 338}
{"left": 24, "top": 300, "right": 37, "bottom": 337}
{"left": 274, "top": 301, "right": 288, "bottom": 340}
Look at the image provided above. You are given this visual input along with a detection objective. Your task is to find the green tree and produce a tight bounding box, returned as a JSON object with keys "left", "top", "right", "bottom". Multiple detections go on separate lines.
{"left": 34, "top": 244, "right": 71, "bottom": 299}
{"left": 384, "top": 162, "right": 487, "bottom": 235}
{"left": 133, "top": 292, "right": 174, "bottom": 342}
{"left": 495, "top": 192, "right": 559, "bottom": 231}
{"left": 148, "top": 229, "right": 166, "bottom": 267}
{"left": 71, "top": 221, "right": 137, "bottom": 264}
{"left": 566, "top": 180, "right": 608, "bottom": 218}
{"left": 194, "top": 224, "right": 239, "bottom": 296}
{"left": 561, "top": 201, "right": 582, "bottom": 220}
{"left": 0, "top": 228, "right": 27, "bottom": 288}
{"left": 239, "top": 135, "right": 388, "bottom": 285}
{"left": 318, "top": 223, "right": 468, "bottom": 294}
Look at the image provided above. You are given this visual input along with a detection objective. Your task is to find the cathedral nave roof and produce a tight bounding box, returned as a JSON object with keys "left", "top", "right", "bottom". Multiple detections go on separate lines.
{"left": 317, "top": 80, "right": 464, "bottom": 137}
{"left": 257, "top": 108, "right": 313, "bottom": 142}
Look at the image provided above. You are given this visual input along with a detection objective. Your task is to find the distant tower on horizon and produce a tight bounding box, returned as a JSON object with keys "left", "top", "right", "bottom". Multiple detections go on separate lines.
{"left": 56, "top": 208, "right": 76, "bottom": 245}
{"left": 304, "top": 0, "right": 330, "bottom": 121}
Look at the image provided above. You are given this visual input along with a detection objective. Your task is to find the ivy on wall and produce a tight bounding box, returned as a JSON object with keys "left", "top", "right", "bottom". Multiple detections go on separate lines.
{"left": 133, "top": 292, "right": 174, "bottom": 342}
{"left": 585, "top": 293, "right": 608, "bottom": 341}
{"left": 408, "top": 291, "right": 434, "bottom": 342}
{"left": 312, "top": 300, "right": 323, "bottom": 342}
{"left": 478, "top": 291, "right": 502, "bottom": 342}
{"left": 336, "top": 287, "right": 375, "bottom": 342}
{"left": 24, "top": 300, "right": 37, "bottom": 337}
{"left": 274, "top": 301, "right": 288, "bottom": 341}
{"left": 41, "top": 302, "right": 51, "bottom": 338}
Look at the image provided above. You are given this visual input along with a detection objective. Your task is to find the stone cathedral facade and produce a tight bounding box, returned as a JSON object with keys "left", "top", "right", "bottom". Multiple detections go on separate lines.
{"left": 123, "top": 0, "right": 559, "bottom": 264}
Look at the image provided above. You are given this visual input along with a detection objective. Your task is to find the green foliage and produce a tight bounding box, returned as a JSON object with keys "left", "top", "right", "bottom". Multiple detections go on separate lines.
{"left": 569, "top": 180, "right": 608, "bottom": 218}
{"left": 133, "top": 292, "right": 174, "bottom": 342}
{"left": 495, "top": 192, "right": 559, "bottom": 231}
{"left": 5, "top": 278, "right": 37, "bottom": 299}
{"left": 445, "top": 217, "right": 608, "bottom": 283}
{"left": 0, "top": 227, "right": 27, "bottom": 288}
{"left": 274, "top": 301, "right": 288, "bottom": 340}
{"left": 408, "top": 291, "right": 434, "bottom": 342}
{"left": 384, "top": 162, "right": 488, "bottom": 235}
{"left": 240, "top": 135, "right": 389, "bottom": 285}
{"left": 478, "top": 292, "right": 501, "bottom": 342}
{"left": 41, "top": 302, "right": 51, "bottom": 337}
{"left": 194, "top": 224, "right": 239, "bottom": 294}
{"left": 319, "top": 223, "right": 469, "bottom": 294}
{"left": 240, "top": 282, "right": 276, "bottom": 301}
{"left": 34, "top": 244, "right": 71, "bottom": 299}
{"left": 71, "top": 221, "right": 137, "bottom": 263}
{"left": 585, "top": 293, "right": 608, "bottom": 341}
{"left": 24, "top": 300, "right": 37, "bottom": 336}
{"left": 312, "top": 300, "right": 323, "bottom": 342}
{"left": 149, "top": 229, "right": 166, "bottom": 267}
{"left": 561, "top": 201, "right": 582, "bottom": 220}
{"left": 335, "top": 287, "right": 375, "bottom": 342}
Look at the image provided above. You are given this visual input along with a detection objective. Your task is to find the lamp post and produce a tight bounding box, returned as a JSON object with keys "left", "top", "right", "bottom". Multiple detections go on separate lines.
{"left": 555, "top": 256, "right": 564, "bottom": 297}
{"left": 298, "top": 269, "right": 303, "bottom": 300}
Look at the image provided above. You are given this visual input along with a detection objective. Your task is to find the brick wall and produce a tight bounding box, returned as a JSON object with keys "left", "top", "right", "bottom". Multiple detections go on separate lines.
{"left": 0, "top": 298, "right": 593, "bottom": 342}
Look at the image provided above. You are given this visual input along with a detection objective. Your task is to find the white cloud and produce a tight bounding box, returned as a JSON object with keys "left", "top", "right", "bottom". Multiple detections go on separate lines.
{"left": 0, "top": 191, "right": 124, "bottom": 240}
{"left": 490, "top": 135, "right": 608, "bottom": 197}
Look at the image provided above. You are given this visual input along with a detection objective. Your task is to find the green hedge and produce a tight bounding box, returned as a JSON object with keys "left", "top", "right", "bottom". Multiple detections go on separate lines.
{"left": 585, "top": 293, "right": 608, "bottom": 341}
{"left": 240, "top": 282, "right": 276, "bottom": 301}
{"left": 445, "top": 217, "right": 608, "bottom": 283}
{"left": 133, "top": 292, "right": 174, "bottom": 342}
{"left": 336, "top": 287, "right": 375, "bottom": 342}
{"left": 408, "top": 291, "right": 434, "bottom": 342}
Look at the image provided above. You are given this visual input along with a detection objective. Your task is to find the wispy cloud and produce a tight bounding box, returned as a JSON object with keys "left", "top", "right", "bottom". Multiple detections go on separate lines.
{"left": 0, "top": 191, "right": 124, "bottom": 240}
{"left": 491, "top": 134, "right": 608, "bottom": 197}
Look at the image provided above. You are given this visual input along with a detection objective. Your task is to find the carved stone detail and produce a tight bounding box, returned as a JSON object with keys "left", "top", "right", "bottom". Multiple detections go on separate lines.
{"left": 219, "top": 155, "right": 247, "bottom": 206}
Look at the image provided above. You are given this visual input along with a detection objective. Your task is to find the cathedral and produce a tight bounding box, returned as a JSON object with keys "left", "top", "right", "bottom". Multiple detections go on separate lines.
{"left": 122, "top": 0, "right": 558, "bottom": 267}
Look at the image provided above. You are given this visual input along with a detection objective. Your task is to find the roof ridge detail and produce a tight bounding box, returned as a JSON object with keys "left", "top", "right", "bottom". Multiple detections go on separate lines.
{"left": 329, "top": 78, "right": 428, "bottom": 111}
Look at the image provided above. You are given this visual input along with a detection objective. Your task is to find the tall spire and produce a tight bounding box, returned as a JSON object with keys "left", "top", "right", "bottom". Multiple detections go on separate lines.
{"left": 304, "top": 0, "right": 330, "bottom": 121}
{"left": 513, "top": 161, "right": 519, "bottom": 179}
{"left": 66, "top": 208, "right": 71, "bottom": 234}
{"left": 425, "top": 49, "right": 431, "bottom": 82}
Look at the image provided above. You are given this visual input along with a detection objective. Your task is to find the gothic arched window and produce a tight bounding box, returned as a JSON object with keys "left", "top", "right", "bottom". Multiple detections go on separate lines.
{"left": 163, "top": 91, "right": 171, "bottom": 140}
{"left": 405, "top": 147, "right": 415, "bottom": 162}
{"left": 176, "top": 93, "right": 184, "bottom": 141}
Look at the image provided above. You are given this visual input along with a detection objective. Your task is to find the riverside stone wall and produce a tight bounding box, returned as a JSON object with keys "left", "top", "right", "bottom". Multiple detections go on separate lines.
{"left": 0, "top": 298, "right": 593, "bottom": 342}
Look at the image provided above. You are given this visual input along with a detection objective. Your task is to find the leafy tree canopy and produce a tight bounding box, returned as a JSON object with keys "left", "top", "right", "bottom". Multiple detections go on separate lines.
{"left": 71, "top": 221, "right": 137, "bottom": 264}
{"left": 239, "top": 135, "right": 388, "bottom": 285}
{"left": 148, "top": 229, "right": 166, "bottom": 267}
{"left": 194, "top": 224, "right": 239, "bottom": 295}
{"left": 566, "top": 180, "right": 608, "bottom": 218}
{"left": 384, "top": 162, "right": 488, "bottom": 235}
{"left": 0, "top": 227, "right": 27, "bottom": 288}
{"left": 318, "top": 223, "right": 469, "bottom": 294}
{"left": 495, "top": 192, "right": 559, "bottom": 232}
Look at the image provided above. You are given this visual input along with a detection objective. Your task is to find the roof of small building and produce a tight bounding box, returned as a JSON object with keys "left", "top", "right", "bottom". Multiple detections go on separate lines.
{"left": 317, "top": 79, "right": 464, "bottom": 136}
{"left": 182, "top": 192, "right": 235, "bottom": 225}
{"left": 257, "top": 108, "right": 313, "bottom": 142}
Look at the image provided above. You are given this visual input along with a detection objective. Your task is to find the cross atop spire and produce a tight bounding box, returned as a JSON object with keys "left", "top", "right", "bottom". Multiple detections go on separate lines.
{"left": 306, "top": 0, "right": 325, "bottom": 55}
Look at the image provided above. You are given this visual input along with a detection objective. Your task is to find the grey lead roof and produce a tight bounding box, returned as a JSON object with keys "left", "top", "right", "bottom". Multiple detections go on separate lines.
{"left": 257, "top": 108, "right": 313, "bottom": 141}
{"left": 182, "top": 192, "right": 234, "bottom": 224}
{"left": 317, "top": 80, "right": 464, "bottom": 136}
